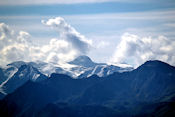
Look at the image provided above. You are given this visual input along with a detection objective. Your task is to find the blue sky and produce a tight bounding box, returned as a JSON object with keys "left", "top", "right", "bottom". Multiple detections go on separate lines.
{"left": 0, "top": 1, "right": 174, "bottom": 15}
{"left": 0, "top": 0, "right": 175, "bottom": 67}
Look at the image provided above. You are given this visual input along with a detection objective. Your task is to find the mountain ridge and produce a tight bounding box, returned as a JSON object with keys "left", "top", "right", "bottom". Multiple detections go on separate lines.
{"left": 0, "top": 60, "right": 175, "bottom": 117}
{"left": 0, "top": 55, "right": 133, "bottom": 98}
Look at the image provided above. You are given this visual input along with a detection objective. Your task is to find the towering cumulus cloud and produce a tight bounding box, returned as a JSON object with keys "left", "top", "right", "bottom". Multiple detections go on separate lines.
{"left": 0, "top": 23, "right": 31, "bottom": 66}
{"left": 42, "top": 17, "right": 91, "bottom": 54}
{"left": 0, "top": 17, "right": 91, "bottom": 66}
{"left": 111, "top": 33, "right": 175, "bottom": 67}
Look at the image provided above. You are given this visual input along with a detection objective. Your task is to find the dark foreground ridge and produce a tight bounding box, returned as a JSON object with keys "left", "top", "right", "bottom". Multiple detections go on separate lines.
{"left": 0, "top": 60, "right": 175, "bottom": 117}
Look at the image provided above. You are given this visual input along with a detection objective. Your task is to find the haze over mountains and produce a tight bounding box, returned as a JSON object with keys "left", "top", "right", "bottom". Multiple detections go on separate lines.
{"left": 0, "top": 56, "right": 175, "bottom": 116}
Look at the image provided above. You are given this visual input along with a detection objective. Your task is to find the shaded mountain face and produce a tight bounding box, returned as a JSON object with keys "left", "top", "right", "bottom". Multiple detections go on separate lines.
{"left": 0, "top": 60, "right": 175, "bottom": 117}
{"left": 0, "top": 63, "right": 21, "bottom": 85}
{"left": 129, "top": 60, "right": 175, "bottom": 102}
{"left": 37, "top": 103, "right": 120, "bottom": 117}
{"left": 2, "top": 64, "right": 47, "bottom": 94}
{"left": 0, "top": 64, "right": 19, "bottom": 99}
{"left": 0, "top": 63, "right": 48, "bottom": 98}
{"left": 0, "top": 68, "right": 6, "bottom": 85}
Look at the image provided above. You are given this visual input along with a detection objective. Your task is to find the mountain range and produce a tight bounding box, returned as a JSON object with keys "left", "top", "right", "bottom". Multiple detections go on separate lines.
{"left": 0, "top": 59, "right": 175, "bottom": 117}
{"left": 0, "top": 55, "right": 133, "bottom": 98}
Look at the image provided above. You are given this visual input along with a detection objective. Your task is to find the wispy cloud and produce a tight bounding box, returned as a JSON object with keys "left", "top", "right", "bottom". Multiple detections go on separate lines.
{"left": 63, "top": 9, "right": 175, "bottom": 21}
{"left": 1, "top": 9, "right": 175, "bottom": 36}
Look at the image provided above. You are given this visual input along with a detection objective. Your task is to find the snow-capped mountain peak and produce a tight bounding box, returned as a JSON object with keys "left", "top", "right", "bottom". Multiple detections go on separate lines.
{"left": 68, "top": 55, "right": 96, "bottom": 67}
{"left": 0, "top": 56, "right": 133, "bottom": 98}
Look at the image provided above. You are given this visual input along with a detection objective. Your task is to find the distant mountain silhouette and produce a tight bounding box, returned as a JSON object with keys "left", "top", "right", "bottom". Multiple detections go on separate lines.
{"left": 0, "top": 60, "right": 175, "bottom": 117}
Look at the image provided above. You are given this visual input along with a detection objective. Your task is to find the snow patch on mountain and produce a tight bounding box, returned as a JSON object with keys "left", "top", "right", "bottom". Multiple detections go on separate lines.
{"left": 0, "top": 55, "right": 133, "bottom": 96}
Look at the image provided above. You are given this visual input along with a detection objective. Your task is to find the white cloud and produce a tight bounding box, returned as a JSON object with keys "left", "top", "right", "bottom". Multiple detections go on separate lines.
{"left": 0, "top": 17, "right": 91, "bottom": 66}
{"left": 0, "top": 23, "right": 31, "bottom": 65}
{"left": 110, "top": 33, "right": 175, "bottom": 67}
{"left": 42, "top": 17, "right": 91, "bottom": 55}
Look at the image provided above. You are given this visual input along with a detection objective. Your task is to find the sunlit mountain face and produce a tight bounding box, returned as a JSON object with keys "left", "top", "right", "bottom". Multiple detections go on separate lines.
{"left": 0, "top": 0, "right": 175, "bottom": 117}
